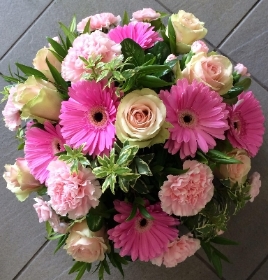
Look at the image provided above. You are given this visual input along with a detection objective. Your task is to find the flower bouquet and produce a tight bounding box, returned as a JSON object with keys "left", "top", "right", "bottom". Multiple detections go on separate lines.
{"left": 1, "top": 7, "right": 265, "bottom": 280}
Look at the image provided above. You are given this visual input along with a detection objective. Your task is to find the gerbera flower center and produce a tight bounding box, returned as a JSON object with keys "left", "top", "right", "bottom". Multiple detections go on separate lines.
{"left": 135, "top": 216, "right": 153, "bottom": 233}
{"left": 178, "top": 110, "right": 198, "bottom": 128}
{"left": 52, "top": 138, "right": 63, "bottom": 155}
{"left": 89, "top": 106, "right": 108, "bottom": 127}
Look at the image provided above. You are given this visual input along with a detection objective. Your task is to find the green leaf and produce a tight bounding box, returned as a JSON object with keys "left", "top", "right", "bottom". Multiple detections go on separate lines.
{"left": 15, "top": 63, "right": 48, "bottom": 80}
{"left": 115, "top": 166, "right": 131, "bottom": 175}
{"left": 147, "top": 41, "right": 171, "bottom": 64}
{"left": 137, "top": 75, "right": 173, "bottom": 88}
{"left": 45, "top": 221, "right": 53, "bottom": 237}
{"left": 37, "top": 186, "right": 47, "bottom": 196}
{"left": 211, "top": 252, "right": 222, "bottom": 278}
{"left": 117, "top": 145, "right": 139, "bottom": 166}
{"left": 135, "top": 157, "right": 152, "bottom": 176}
{"left": 98, "top": 263, "right": 105, "bottom": 280}
{"left": 93, "top": 166, "right": 109, "bottom": 178}
{"left": 87, "top": 263, "right": 92, "bottom": 272}
{"left": 121, "top": 173, "right": 140, "bottom": 181}
{"left": 138, "top": 153, "right": 154, "bottom": 164}
{"left": 47, "top": 233, "right": 65, "bottom": 240}
{"left": 235, "top": 77, "right": 251, "bottom": 91}
{"left": 211, "top": 246, "right": 231, "bottom": 263}
{"left": 132, "top": 178, "right": 150, "bottom": 194}
{"left": 201, "top": 241, "right": 212, "bottom": 261}
{"left": 69, "top": 15, "right": 77, "bottom": 33}
{"left": 206, "top": 149, "right": 242, "bottom": 164}
{"left": 138, "top": 205, "right": 153, "bottom": 220}
{"left": 211, "top": 236, "right": 239, "bottom": 246}
{"left": 137, "top": 64, "right": 171, "bottom": 77}
{"left": 86, "top": 213, "right": 104, "bottom": 232}
{"left": 54, "top": 234, "right": 68, "bottom": 254}
{"left": 46, "top": 37, "right": 67, "bottom": 58}
{"left": 122, "top": 11, "right": 130, "bottom": 25}
{"left": 110, "top": 173, "right": 117, "bottom": 194}
{"left": 83, "top": 18, "right": 91, "bottom": 34}
{"left": 97, "top": 155, "right": 110, "bottom": 167}
{"left": 167, "top": 17, "right": 177, "bottom": 54}
{"left": 196, "top": 150, "right": 209, "bottom": 164}
{"left": 164, "top": 167, "right": 188, "bottom": 175}
{"left": 45, "top": 58, "right": 68, "bottom": 93}
{"left": 118, "top": 177, "right": 130, "bottom": 193}
{"left": 59, "top": 22, "right": 76, "bottom": 43}
{"left": 75, "top": 263, "right": 87, "bottom": 280}
{"left": 102, "top": 176, "right": 112, "bottom": 192}
{"left": 121, "top": 38, "right": 145, "bottom": 66}
{"left": 126, "top": 204, "right": 138, "bottom": 221}
{"left": 222, "top": 86, "right": 243, "bottom": 99}
{"left": 69, "top": 261, "right": 84, "bottom": 274}
{"left": 102, "top": 259, "right": 111, "bottom": 275}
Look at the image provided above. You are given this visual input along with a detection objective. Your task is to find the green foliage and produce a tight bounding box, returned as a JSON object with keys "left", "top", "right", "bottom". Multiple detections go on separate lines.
{"left": 122, "top": 11, "right": 130, "bottom": 25}
{"left": 167, "top": 17, "right": 177, "bottom": 54}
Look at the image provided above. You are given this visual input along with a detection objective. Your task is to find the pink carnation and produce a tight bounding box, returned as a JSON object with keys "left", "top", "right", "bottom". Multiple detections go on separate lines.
{"left": 151, "top": 234, "right": 201, "bottom": 267}
{"left": 108, "top": 22, "right": 162, "bottom": 49}
{"left": 191, "top": 40, "right": 209, "bottom": 53}
{"left": 159, "top": 160, "right": 214, "bottom": 216}
{"left": 77, "top": 13, "right": 121, "bottom": 32}
{"left": 46, "top": 160, "right": 101, "bottom": 220}
{"left": 249, "top": 172, "right": 261, "bottom": 202}
{"left": 131, "top": 8, "right": 161, "bottom": 22}
{"left": 234, "top": 63, "right": 250, "bottom": 77}
{"left": 2, "top": 85, "right": 21, "bottom": 131}
{"left": 33, "top": 197, "right": 53, "bottom": 223}
{"left": 61, "top": 31, "right": 121, "bottom": 82}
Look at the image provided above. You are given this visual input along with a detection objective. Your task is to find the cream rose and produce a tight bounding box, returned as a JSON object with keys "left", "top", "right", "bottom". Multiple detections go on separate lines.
{"left": 33, "top": 47, "right": 61, "bottom": 82}
{"left": 12, "top": 76, "right": 62, "bottom": 122}
{"left": 218, "top": 149, "right": 251, "bottom": 185}
{"left": 170, "top": 10, "right": 207, "bottom": 54}
{"left": 115, "top": 88, "right": 169, "bottom": 147}
{"left": 64, "top": 220, "right": 108, "bottom": 263}
{"left": 182, "top": 52, "right": 233, "bottom": 95}
{"left": 3, "top": 158, "right": 40, "bottom": 201}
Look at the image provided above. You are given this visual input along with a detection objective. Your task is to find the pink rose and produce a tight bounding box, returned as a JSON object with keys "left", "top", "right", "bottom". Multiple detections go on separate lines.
{"left": 165, "top": 54, "right": 177, "bottom": 62}
{"left": 218, "top": 149, "right": 251, "bottom": 185}
{"left": 151, "top": 234, "right": 200, "bottom": 267}
{"left": 77, "top": 13, "right": 121, "bottom": 32}
{"left": 33, "top": 197, "right": 53, "bottom": 222}
{"left": 46, "top": 160, "right": 102, "bottom": 219}
{"left": 249, "top": 172, "right": 261, "bottom": 202}
{"left": 234, "top": 63, "right": 250, "bottom": 77}
{"left": 159, "top": 160, "right": 214, "bottom": 216}
{"left": 182, "top": 52, "right": 233, "bottom": 95}
{"left": 191, "top": 40, "right": 209, "bottom": 53}
{"left": 64, "top": 220, "right": 108, "bottom": 263}
{"left": 3, "top": 158, "right": 40, "bottom": 201}
{"left": 2, "top": 85, "right": 21, "bottom": 131}
{"left": 131, "top": 8, "right": 161, "bottom": 22}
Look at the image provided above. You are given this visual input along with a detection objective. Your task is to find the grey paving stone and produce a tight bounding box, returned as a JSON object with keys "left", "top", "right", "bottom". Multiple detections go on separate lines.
{"left": 0, "top": 0, "right": 53, "bottom": 59}
{"left": 17, "top": 241, "right": 219, "bottom": 280}
{"left": 251, "top": 258, "right": 268, "bottom": 280}
{"left": 220, "top": 0, "right": 268, "bottom": 89}
{"left": 155, "top": 0, "right": 258, "bottom": 47}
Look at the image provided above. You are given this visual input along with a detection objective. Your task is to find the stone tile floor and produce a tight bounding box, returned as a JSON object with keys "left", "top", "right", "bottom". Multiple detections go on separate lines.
{"left": 0, "top": 0, "right": 267, "bottom": 279}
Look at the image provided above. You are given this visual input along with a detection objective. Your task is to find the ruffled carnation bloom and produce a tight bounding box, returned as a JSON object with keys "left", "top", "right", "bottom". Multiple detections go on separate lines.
{"left": 131, "top": 8, "right": 161, "bottom": 22}
{"left": 64, "top": 220, "right": 107, "bottom": 263}
{"left": 249, "top": 172, "right": 261, "bottom": 202}
{"left": 108, "top": 200, "right": 179, "bottom": 262}
{"left": 159, "top": 160, "right": 214, "bottom": 216}
{"left": 227, "top": 91, "right": 265, "bottom": 157}
{"left": 60, "top": 80, "right": 119, "bottom": 156}
{"left": 108, "top": 22, "right": 162, "bottom": 49}
{"left": 77, "top": 13, "right": 121, "bottom": 32}
{"left": 151, "top": 234, "right": 200, "bottom": 267}
{"left": 46, "top": 159, "right": 101, "bottom": 219}
{"left": 2, "top": 85, "right": 21, "bottom": 131}
{"left": 25, "top": 121, "right": 65, "bottom": 183}
{"left": 159, "top": 79, "right": 229, "bottom": 159}
{"left": 234, "top": 63, "right": 250, "bottom": 77}
{"left": 3, "top": 158, "right": 40, "bottom": 201}
{"left": 33, "top": 197, "right": 53, "bottom": 223}
{"left": 61, "top": 31, "right": 121, "bottom": 82}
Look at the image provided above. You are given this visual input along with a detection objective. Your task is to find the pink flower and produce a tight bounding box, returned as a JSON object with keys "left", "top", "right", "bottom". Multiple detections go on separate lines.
{"left": 33, "top": 197, "right": 53, "bottom": 223}
{"left": 131, "top": 8, "right": 161, "bottom": 22}
{"left": 234, "top": 63, "right": 250, "bottom": 77}
{"left": 249, "top": 172, "right": 261, "bottom": 202}
{"left": 165, "top": 54, "right": 177, "bottom": 62}
{"left": 60, "top": 80, "right": 119, "bottom": 156}
{"left": 3, "top": 158, "right": 40, "bottom": 201}
{"left": 151, "top": 234, "right": 200, "bottom": 267}
{"left": 108, "top": 22, "right": 162, "bottom": 49}
{"left": 2, "top": 85, "right": 21, "bottom": 131}
{"left": 160, "top": 79, "right": 229, "bottom": 159}
{"left": 25, "top": 121, "right": 65, "bottom": 183}
{"left": 227, "top": 91, "right": 265, "bottom": 157}
{"left": 191, "top": 40, "right": 209, "bottom": 53}
{"left": 159, "top": 160, "right": 214, "bottom": 216}
{"left": 77, "top": 13, "right": 121, "bottom": 32}
{"left": 46, "top": 160, "right": 101, "bottom": 219}
{"left": 108, "top": 200, "right": 179, "bottom": 262}
{"left": 61, "top": 31, "right": 121, "bottom": 82}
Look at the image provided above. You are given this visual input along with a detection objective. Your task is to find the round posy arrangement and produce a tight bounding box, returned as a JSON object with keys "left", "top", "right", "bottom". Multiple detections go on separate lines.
{"left": 1, "top": 8, "right": 264, "bottom": 280}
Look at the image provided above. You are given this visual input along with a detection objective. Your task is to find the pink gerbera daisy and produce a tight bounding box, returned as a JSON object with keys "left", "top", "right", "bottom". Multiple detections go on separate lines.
{"left": 25, "top": 121, "right": 65, "bottom": 183}
{"left": 108, "top": 22, "right": 162, "bottom": 49}
{"left": 107, "top": 200, "right": 179, "bottom": 262}
{"left": 159, "top": 79, "right": 229, "bottom": 159}
{"left": 60, "top": 80, "right": 119, "bottom": 156}
{"left": 227, "top": 91, "right": 265, "bottom": 157}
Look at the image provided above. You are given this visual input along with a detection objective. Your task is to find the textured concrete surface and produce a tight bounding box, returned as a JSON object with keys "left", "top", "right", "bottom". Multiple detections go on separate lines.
{"left": 0, "top": 0, "right": 267, "bottom": 279}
